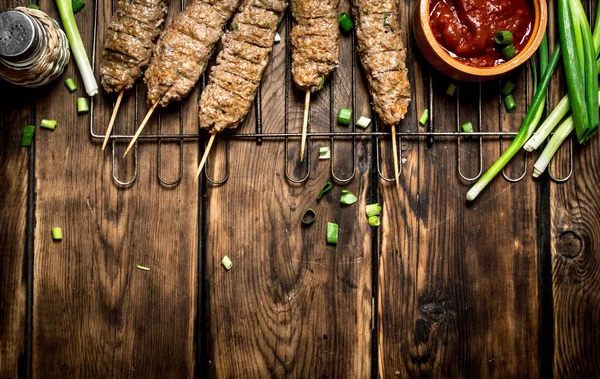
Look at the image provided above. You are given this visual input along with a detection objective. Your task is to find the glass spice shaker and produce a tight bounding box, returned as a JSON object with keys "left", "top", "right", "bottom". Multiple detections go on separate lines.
{"left": 0, "top": 7, "right": 69, "bottom": 88}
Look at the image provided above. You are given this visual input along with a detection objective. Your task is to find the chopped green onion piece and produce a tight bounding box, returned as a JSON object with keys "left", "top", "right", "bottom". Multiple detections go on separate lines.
{"left": 368, "top": 216, "right": 380, "bottom": 227}
{"left": 494, "top": 31, "right": 514, "bottom": 45}
{"left": 419, "top": 109, "right": 429, "bottom": 126}
{"left": 338, "top": 107, "right": 352, "bottom": 125}
{"left": 383, "top": 12, "right": 391, "bottom": 28}
{"left": 27, "top": 3, "right": 40, "bottom": 9}
{"left": 326, "top": 222, "right": 339, "bottom": 244}
{"left": 274, "top": 32, "right": 281, "bottom": 43}
{"left": 136, "top": 264, "right": 150, "bottom": 271}
{"left": 71, "top": 0, "right": 85, "bottom": 13}
{"left": 356, "top": 116, "right": 371, "bottom": 129}
{"left": 77, "top": 97, "right": 89, "bottom": 113}
{"left": 340, "top": 190, "right": 358, "bottom": 205}
{"left": 366, "top": 203, "right": 382, "bottom": 217}
{"left": 21, "top": 125, "right": 35, "bottom": 147}
{"left": 317, "top": 181, "right": 333, "bottom": 200}
{"left": 461, "top": 121, "right": 473, "bottom": 133}
{"left": 501, "top": 81, "right": 515, "bottom": 96}
{"left": 41, "top": 119, "right": 57, "bottom": 130}
{"left": 446, "top": 83, "right": 457, "bottom": 97}
{"left": 319, "top": 146, "right": 330, "bottom": 160}
{"left": 301, "top": 208, "right": 316, "bottom": 225}
{"left": 65, "top": 78, "right": 77, "bottom": 92}
{"left": 501, "top": 44, "right": 516, "bottom": 60}
{"left": 504, "top": 94, "right": 517, "bottom": 112}
{"left": 51, "top": 227, "right": 62, "bottom": 240}
{"left": 221, "top": 256, "right": 233, "bottom": 270}
{"left": 338, "top": 13, "right": 354, "bottom": 32}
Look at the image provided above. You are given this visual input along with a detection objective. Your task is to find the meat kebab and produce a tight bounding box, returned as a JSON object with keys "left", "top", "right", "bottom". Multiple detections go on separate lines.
{"left": 291, "top": 0, "right": 340, "bottom": 160}
{"left": 352, "top": 0, "right": 410, "bottom": 183}
{"left": 100, "top": 0, "right": 170, "bottom": 150}
{"left": 194, "top": 0, "right": 288, "bottom": 179}
{"left": 123, "top": 0, "right": 243, "bottom": 157}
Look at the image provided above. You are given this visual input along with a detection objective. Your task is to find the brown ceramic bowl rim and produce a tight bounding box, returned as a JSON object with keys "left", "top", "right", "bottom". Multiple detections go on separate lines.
{"left": 419, "top": 0, "right": 548, "bottom": 77}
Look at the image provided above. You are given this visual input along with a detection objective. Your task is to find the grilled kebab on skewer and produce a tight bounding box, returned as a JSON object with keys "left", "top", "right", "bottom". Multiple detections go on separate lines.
{"left": 291, "top": 0, "right": 340, "bottom": 160}
{"left": 123, "top": 0, "right": 244, "bottom": 156}
{"left": 195, "top": 0, "right": 288, "bottom": 178}
{"left": 99, "top": 0, "right": 170, "bottom": 149}
{"left": 352, "top": 0, "right": 410, "bottom": 183}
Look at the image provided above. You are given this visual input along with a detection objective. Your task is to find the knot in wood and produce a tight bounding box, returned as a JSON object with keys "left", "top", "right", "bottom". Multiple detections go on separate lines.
{"left": 556, "top": 231, "right": 583, "bottom": 258}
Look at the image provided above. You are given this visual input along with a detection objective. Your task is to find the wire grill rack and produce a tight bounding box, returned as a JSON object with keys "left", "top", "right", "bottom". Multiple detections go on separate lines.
{"left": 88, "top": 2, "right": 574, "bottom": 187}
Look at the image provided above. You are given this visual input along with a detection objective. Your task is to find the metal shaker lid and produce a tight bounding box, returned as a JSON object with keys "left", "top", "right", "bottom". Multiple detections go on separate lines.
{"left": 0, "top": 10, "right": 39, "bottom": 61}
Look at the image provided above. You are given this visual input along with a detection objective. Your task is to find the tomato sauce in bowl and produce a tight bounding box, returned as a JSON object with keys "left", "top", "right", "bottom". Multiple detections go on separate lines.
{"left": 429, "top": 0, "right": 534, "bottom": 67}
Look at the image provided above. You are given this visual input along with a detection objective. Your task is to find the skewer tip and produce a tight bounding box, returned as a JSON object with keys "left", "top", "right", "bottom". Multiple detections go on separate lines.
{"left": 194, "top": 134, "right": 217, "bottom": 182}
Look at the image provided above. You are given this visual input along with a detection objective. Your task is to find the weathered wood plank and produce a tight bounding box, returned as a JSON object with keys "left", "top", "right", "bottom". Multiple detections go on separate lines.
{"left": 378, "top": 1, "right": 539, "bottom": 376}
{"left": 31, "top": 0, "right": 198, "bottom": 376}
{"left": 204, "top": 5, "right": 373, "bottom": 376}
{"left": 0, "top": 83, "right": 30, "bottom": 378}
{"left": 550, "top": 1, "right": 600, "bottom": 375}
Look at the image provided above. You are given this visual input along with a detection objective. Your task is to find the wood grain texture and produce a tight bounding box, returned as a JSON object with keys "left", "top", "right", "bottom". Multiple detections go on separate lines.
{"left": 203, "top": 4, "right": 373, "bottom": 376}
{"left": 550, "top": 1, "right": 600, "bottom": 376}
{"left": 0, "top": 83, "right": 30, "bottom": 378}
{"left": 31, "top": 0, "right": 199, "bottom": 376}
{"left": 377, "top": 1, "right": 539, "bottom": 377}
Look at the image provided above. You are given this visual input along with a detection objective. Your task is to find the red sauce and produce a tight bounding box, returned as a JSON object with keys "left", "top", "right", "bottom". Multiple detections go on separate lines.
{"left": 429, "top": 0, "right": 534, "bottom": 67}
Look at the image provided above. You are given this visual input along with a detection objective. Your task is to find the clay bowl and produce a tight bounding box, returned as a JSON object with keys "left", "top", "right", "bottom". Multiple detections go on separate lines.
{"left": 412, "top": 0, "right": 548, "bottom": 82}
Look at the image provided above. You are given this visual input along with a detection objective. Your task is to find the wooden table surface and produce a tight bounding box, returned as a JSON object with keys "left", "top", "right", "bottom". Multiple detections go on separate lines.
{"left": 1, "top": 0, "right": 599, "bottom": 377}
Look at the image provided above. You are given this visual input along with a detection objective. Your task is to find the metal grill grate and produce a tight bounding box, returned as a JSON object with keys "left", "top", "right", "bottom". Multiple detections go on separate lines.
{"left": 88, "top": 1, "right": 575, "bottom": 187}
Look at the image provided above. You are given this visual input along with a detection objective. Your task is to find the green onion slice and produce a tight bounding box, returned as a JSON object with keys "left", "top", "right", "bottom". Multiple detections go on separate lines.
{"left": 41, "top": 119, "right": 57, "bottom": 130}
{"left": 366, "top": 203, "right": 382, "bottom": 217}
{"left": 501, "top": 81, "right": 515, "bottom": 96}
{"left": 77, "top": 97, "right": 89, "bottom": 113}
{"left": 356, "top": 116, "right": 371, "bottom": 129}
{"left": 340, "top": 190, "right": 358, "bottom": 205}
{"left": 461, "top": 121, "right": 473, "bottom": 133}
{"left": 315, "top": 76, "right": 325, "bottom": 91}
{"left": 419, "top": 109, "right": 429, "bottom": 126}
{"left": 337, "top": 107, "right": 352, "bottom": 125}
{"left": 504, "top": 94, "right": 517, "bottom": 112}
{"left": 65, "top": 78, "right": 77, "bottom": 92}
{"left": 27, "top": 3, "right": 40, "bottom": 9}
{"left": 51, "top": 227, "right": 63, "bottom": 240}
{"left": 338, "top": 13, "right": 354, "bottom": 32}
{"left": 301, "top": 208, "right": 316, "bottom": 225}
{"left": 72, "top": 0, "right": 85, "bottom": 13}
{"left": 383, "top": 12, "right": 391, "bottom": 28}
{"left": 136, "top": 264, "right": 150, "bottom": 271}
{"left": 326, "top": 222, "right": 339, "bottom": 244}
{"left": 221, "top": 256, "right": 233, "bottom": 270}
{"left": 21, "top": 125, "right": 35, "bottom": 147}
{"left": 501, "top": 44, "right": 516, "bottom": 60}
{"left": 319, "top": 146, "right": 330, "bottom": 160}
{"left": 368, "top": 216, "right": 380, "bottom": 227}
{"left": 494, "top": 31, "right": 514, "bottom": 45}
{"left": 317, "top": 181, "right": 333, "bottom": 200}
{"left": 446, "top": 83, "right": 457, "bottom": 97}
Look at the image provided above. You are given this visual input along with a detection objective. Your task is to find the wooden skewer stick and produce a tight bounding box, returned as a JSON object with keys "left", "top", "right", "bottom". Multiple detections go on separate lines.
{"left": 391, "top": 124, "right": 400, "bottom": 187}
{"left": 194, "top": 134, "right": 216, "bottom": 183}
{"left": 123, "top": 101, "right": 158, "bottom": 158}
{"left": 300, "top": 90, "right": 311, "bottom": 161}
{"left": 102, "top": 90, "right": 124, "bottom": 151}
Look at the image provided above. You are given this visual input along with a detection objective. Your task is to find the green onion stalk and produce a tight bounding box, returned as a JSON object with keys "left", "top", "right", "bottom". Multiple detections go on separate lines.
{"left": 533, "top": 85, "right": 600, "bottom": 177}
{"left": 525, "top": 6, "right": 600, "bottom": 152}
{"left": 466, "top": 38, "right": 557, "bottom": 201}
{"left": 557, "top": 0, "right": 598, "bottom": 143}
{"left": 56, "top": 0, "right": 98, "bottom": 96}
